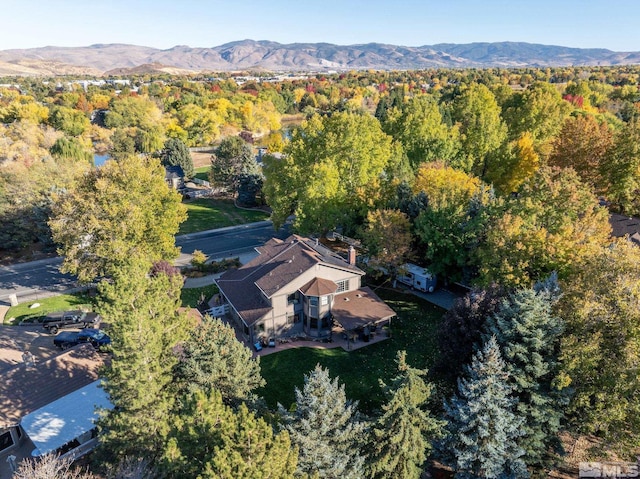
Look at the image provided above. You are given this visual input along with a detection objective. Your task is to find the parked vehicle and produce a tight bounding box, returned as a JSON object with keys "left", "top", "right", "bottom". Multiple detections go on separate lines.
{"left": 396, "top": 263, "right": 437, "bottom": 293}
{"left": 43, "top": 310, "right": 101, "bottom": 334}
{"left": 53, "top": 329, "right": 111, "bottom": 350}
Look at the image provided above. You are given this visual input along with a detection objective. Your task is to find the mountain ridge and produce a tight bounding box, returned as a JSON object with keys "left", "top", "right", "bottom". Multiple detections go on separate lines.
{"left": 0, "top": 40, "right": 639, "bottom": 75}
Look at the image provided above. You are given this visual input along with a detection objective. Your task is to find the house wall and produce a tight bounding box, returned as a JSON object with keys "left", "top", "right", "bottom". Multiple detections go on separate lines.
{"left": 255, "top": 265, "right": 363, "bottom": 340}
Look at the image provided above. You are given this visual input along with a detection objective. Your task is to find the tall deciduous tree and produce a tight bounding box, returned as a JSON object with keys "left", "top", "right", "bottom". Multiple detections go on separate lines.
{"left": 476, "top": 166, "right": 610, "bottom": 287}
{"left": 97, "top": 260, "right": 192, "bottom": 463}
{"left": 163, "top": 390, "right": 297, "bottom": 479}
{"left": 49, "top": 155, "right": 186, "bottom": 283}
{"left": 602, "top": 118, "right": 640, "bottom": 215}
{"left": 558, "top": 239, "right": 640, "bottom": 446}
{"left": 485, "top": 132, "right": 540, "bottom": 195}
{"left": 548, "top": 114, "right": 613, "bottom": 194}
{"left": 440, "top": 337, "right": 528, "bottom": 479}
{"left": 450, "top": 83, "right": 507, "bottom": 178}
{"left": 263, "top": 112, "right": 402, "bottom": 233}
{"left": 484, "top": 286, "right": 566, "bottom": 467}
{"left": 280, "top": 365, "right": 366, "bottom": 479}
{"left": 160, "top": 138, "right": 194, "bottom": 179}
{"left": 435, "top": 284, "right": 506, "bottom": 384}
{"left": 173, "top": 318, "right": 265, "bottom": 407}
{"left": 358, "top": 208, "right": 411, "bottom": 278}
{"left": 368, "top": 351, "right": 443, "bottom": 479}
{"left": 383, "top": 94, "right": 460, "bottom": 168}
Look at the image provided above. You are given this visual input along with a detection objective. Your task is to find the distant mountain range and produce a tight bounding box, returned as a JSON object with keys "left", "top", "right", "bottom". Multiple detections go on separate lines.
{"left": 1, "top": 40, "right": 639, "bottom": 76}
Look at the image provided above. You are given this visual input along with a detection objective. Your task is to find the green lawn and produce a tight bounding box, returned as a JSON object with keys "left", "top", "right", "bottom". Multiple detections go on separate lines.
{"left": 179, "top": 199, "right": 270, "bottom": 235}
{"left": 4, "top": 293, "right": 95, "bottom": 325}
{"left": 194, "top": 166, "right": 209, "bottom": 182}
{"left": 258, "top": 288, "right": 445, "bottom": 414}
{"left": 181, "top": 284, "right": 219, "bottom": 308}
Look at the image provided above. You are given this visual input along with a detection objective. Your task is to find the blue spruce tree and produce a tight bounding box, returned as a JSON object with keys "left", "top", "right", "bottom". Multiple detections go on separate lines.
{"left": 440, "top": 336, "right": 528, "bottom": 479}
{"left": 483, "top": 281, "right": 566, "bottom": 468}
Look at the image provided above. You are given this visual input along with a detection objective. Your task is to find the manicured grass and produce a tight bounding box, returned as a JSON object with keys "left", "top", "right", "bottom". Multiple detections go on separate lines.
{"left": 179, "top": 199, "right": 270, "bottom": 235}
{"left": 258, "top": 288, "right": 445, "bottom": 414}
{"left": 4, "top": 293, "right": 95, "bottom": 325}
{"left": 181, "top": 284, "right": 219, "bottom": 308}
{"left": 194, "top": 166, "right": 209, "bottom": 182}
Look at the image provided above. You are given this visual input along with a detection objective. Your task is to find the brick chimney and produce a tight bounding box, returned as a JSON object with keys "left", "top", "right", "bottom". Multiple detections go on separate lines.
{"left": 348, "top": 246, "right": 356, "bottom": 266}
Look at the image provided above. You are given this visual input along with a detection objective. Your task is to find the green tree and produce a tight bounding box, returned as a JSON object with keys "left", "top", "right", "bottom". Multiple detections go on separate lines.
{"left": 440, "top": 337, "right": 528, "bottom": 479}
{"left": 451, "top": 83, "right": 507, "bottom": 177}
{"left": 173, "top": 318, "right": 265, "bottom": 406}
{"left": 383, "top": 94, "right": 460, "bottom": 168}
{"left": 558, "top": 239, "right": 640, "bottom": 446}
{"left": 160, "top": 137, "right": 194, "bottom": 179}
{"left": 368, "top": 351, "right": 444, "bottom": 479}
{"left": 484, "top": 286, "right": 566, "bottom": 468}
{"left": 210, "top": 135, "right": 257, "bottom": 191}
{"left": 50, "top": 136, "right": 93, "bottom": 164}
{"left": 485, "top": 132, "right": 540, "bottom": 195}
{"left": 49, "top": 155, "right": 186, "bottom": 283}
{"left": 263, "top": 112, "right": 401, "bottom": 233}
{"left": 48, "top": 105, "right": 90, "bottom": 137}
{"left": 98, "top": 260, "right": 192, "bottom": 463}
{"left": 163, "top": 390, "right": 297, "bottom": 479}
{"left": 602, "top": 118, "right": 640, "bottom": 215}
{"left": 280, "top": 365, "right": 366, "bottom": 479}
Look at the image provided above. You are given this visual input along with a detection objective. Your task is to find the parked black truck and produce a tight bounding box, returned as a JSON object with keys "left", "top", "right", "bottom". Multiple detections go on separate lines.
{"left": 42, "top": 310, "right": 101, "bottom": 334}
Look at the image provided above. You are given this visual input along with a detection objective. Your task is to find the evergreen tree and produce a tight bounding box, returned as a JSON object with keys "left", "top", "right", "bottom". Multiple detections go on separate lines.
{"left": 160, "top": 138, "right": 194, "bottom": 179}
{"left": 173, "top": 317, "right": 265, "bottom": 407}
{"left": 280, "top": 365, "right": 366, "bottom": 479}
{"left": 210, "top": 135, "right": 256, "bottom": 191}
{"left": 163, "top": 390, "right": 297, "bottom": 479}
{"left": 440, "top": 337, "right": 528, "bottom": 479}
{"left": 483, "top": 286, "right": 566, "bottom": 468}
{"left": 368, "top": 351, "right": 444, "bottom": 479}
{"left": 97, "top": 260, "right": 192, "bottom": 464}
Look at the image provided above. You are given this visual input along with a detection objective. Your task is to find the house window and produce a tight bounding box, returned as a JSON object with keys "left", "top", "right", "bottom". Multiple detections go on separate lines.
{"left": 287, "top": 313, "right": 301, "bottom": 325}
{"left": 309, "top": 297, "right": 318, "bottom": 306}
{"left": 336, "top": 280, "right": 349, "bottom": 293}
{"left": 321, "top": 296, "right": 328, "bottom": 306}
{"left": 287, "top": 292, "right": 299, "bottom": 305}
{"left": 0, "top": 431, "right": 14, "bottom": 452}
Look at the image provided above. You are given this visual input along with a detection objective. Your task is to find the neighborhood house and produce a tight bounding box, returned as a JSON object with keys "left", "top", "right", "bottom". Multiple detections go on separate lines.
{"left": 215, "top": 235, "right": 396, "bottom": 346}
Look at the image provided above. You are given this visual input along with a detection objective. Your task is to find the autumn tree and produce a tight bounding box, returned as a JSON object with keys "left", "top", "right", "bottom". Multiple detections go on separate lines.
{"left": 263, "top": 112, "right": 402, "bottom": 233}
{"left": 49, "top": 155, "right": 186, "bottom": 283}
{"left": 548, "top": 114, "right": 613, "bottom": 193}
{"left": 280, "top": 365, "right": 366, "bottom": 479}
{"left": 485, "top": 132, "right": 540, "bottom": 195}
{"left": 13, "top": 453, "right": 97, "bottom": 479}
{"left": 559, "top": 239, "right": 640, "bottom": 446}
{"left": 435, "top": 284, "right": 506, "bottom": 384}
{"left": 358, "top": 208, "right": 411, "bottom": 278}
{"left": 476, "top": 166, "right": 610, "bottom": 287}
{"left": 47, "top": 105, "right": 90, "bottom": 137}
{"left": 173, "top": 318, "right": 265, "bottom": 407}
{"left": 368, "top": 351, "right": 443, "bottom": 479}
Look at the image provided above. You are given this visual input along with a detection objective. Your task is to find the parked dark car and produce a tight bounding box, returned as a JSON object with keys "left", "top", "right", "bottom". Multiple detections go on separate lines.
{"left": 53, "top": 329, "right": 111, "bottom": 350}
{"left": 42, "top": 310, "right": 101, "bottom": 334}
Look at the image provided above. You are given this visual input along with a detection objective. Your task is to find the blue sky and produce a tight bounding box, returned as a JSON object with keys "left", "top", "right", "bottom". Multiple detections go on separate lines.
{"left": 5, "top": 0, "right": 640, "bottom": 51}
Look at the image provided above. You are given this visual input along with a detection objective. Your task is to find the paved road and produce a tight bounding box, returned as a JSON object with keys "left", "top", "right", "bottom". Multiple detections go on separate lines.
{"left": 0, "top": 221, "right": 289, "bottom": 305}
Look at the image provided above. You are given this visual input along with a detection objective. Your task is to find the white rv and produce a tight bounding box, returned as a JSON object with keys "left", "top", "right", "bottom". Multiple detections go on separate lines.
{"left": 396, "top": 263, "right": 437, "bottom": 293}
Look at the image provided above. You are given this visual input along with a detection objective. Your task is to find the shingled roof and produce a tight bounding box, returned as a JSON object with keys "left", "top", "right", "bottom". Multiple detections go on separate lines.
{"left": 610, "top": 214, "right": 640, "bottom": 246}
{"left": 216, "top": 235, "right": 363, "bottom": 326}
{"left": 331, "top": 286, "right": 396, "bottom": 331}
{"left": 0, "top": 345, "right": 107, "bottom": 428}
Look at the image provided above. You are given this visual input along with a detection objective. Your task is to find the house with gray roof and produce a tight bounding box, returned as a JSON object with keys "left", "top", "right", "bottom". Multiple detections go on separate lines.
{"left": 215, "top": 235, "right": 395, "bottom": 346}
